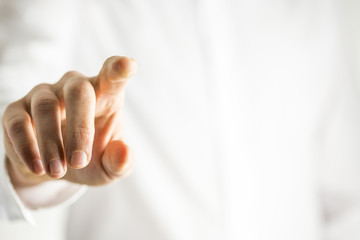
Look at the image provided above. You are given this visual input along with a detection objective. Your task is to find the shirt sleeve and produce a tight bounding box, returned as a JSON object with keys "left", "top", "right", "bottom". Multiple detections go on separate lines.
{"left": 0, "top": 117, "right": 34, "bottom": 223}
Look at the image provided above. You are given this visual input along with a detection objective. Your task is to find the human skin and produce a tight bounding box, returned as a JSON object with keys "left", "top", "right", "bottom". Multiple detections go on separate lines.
{"left": 2, "top": 56, "right": 136, "bottom": 189}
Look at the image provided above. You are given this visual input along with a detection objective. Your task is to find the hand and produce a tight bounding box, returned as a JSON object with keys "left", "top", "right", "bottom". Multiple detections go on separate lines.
{"left": 2, "top": 56, "right": 137, "bottom": 187}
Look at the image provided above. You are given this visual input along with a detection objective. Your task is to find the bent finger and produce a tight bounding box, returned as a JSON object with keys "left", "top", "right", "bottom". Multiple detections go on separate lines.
{"left": 3, "top": 102, "right": 44, "bottom": 175}
{"left": 63, "top": 76, "right": 96, "bottom": 169}
{"left": 30, "top": 86, "right": 66, "bottom": 178}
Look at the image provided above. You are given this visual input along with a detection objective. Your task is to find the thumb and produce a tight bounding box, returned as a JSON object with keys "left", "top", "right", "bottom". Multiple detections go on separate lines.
{"left": 94, "top": 56, "right": 137, "bottom": 95}
{"left": 101, "top": 140, "right": 134, "bottom": 180}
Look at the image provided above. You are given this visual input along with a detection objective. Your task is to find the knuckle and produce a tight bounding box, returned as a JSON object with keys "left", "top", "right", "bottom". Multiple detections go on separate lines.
{"left": 32, "top": 96, "right": 59, "bottom": 115}
{"left": 31, "top": 83, "right": 51, "bottom": 92}
{"left": 2, "top": 103, "right": 17, "bottom": 125}
{"left": 71, "top": 125, "right": 95, "bottom": 135}
{"left": 7, "top": 117, "right": 26, "bottom": 137}
{"left": 66, "top": 80, "right": 94, "bottom": 100}
{"left": 28, "top": 84, "right": 52, "bottom": 99}
{"left": 4, "top": 102, "right": 17, "bottom": 112}
{"left": 2, "top": 100, "right": 23, "bottom": 123}
{"left": 63, "top": 70, "right": 82, "bottom": 79}
{"left": 43, "top": 138, "right": 59, "bottom": 148}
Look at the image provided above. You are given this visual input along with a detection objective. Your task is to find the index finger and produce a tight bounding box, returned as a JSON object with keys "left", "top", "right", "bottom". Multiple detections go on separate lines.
{"left": 92, "top": 56, "right": 137, "bottom": 96}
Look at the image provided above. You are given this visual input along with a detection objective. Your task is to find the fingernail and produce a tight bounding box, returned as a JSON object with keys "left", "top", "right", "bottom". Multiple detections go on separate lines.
{"left": 71, "top": 151, "right": 88, "bottom": 168}
{"left": 33, "top": 160, "right": 44, "bottom": 175}
{"left": 49, "top": 160, "right": 64, "bottom": 176}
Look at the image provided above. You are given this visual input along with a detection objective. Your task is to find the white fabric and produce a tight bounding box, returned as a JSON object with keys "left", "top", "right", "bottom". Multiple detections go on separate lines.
{"left": 0, "top": 115, "right": 34, "bottom": 224}
{"left": 0, "top": 0, "right": 360, "bottom": 239}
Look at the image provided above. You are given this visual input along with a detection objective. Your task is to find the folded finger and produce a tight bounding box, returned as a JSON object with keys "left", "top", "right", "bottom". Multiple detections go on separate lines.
{"left": 3, "top": 102, "right": 44, "bottom": 175}
{"left": 30, "top": 85, "right": 65, "bottom": 178}
{"left": 63, "top": 75, "right": 96, "bottom": 169}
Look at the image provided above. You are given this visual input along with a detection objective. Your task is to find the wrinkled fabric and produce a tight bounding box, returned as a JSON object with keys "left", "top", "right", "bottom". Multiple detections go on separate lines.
{"left": 1, "top": 0, "right": 360, "bottom": 239}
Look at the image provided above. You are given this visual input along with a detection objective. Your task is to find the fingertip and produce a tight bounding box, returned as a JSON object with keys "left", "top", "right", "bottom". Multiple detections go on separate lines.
{"left": 109, "top": 140, "right": 133, "bottom": 172}
{"left": 32, "top": 159, "right": 45, "bottom": 176}
{"left": 112, "top": 57, "right": 137, "bottom": 80}
{"left": 69, "top": 151, "right": 89, "bottom": 169}
{"left": 96, "top": 56, "right": 137, "bottom": 95}
{"left": 48, "top": 159, "right": 67, "bottom": 179}
{"left": 102, "top": 140, "right": 134, "bottom": 179}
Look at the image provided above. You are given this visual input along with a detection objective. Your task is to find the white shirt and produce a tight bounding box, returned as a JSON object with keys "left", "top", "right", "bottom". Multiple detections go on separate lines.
{"left": 1, "top": 0, "right": 360, "bottom": 239}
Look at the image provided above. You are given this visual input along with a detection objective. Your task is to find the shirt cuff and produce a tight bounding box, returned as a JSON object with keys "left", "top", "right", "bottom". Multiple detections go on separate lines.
{"left": 0, "top": 128, "right": 86, "bottom": 224}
